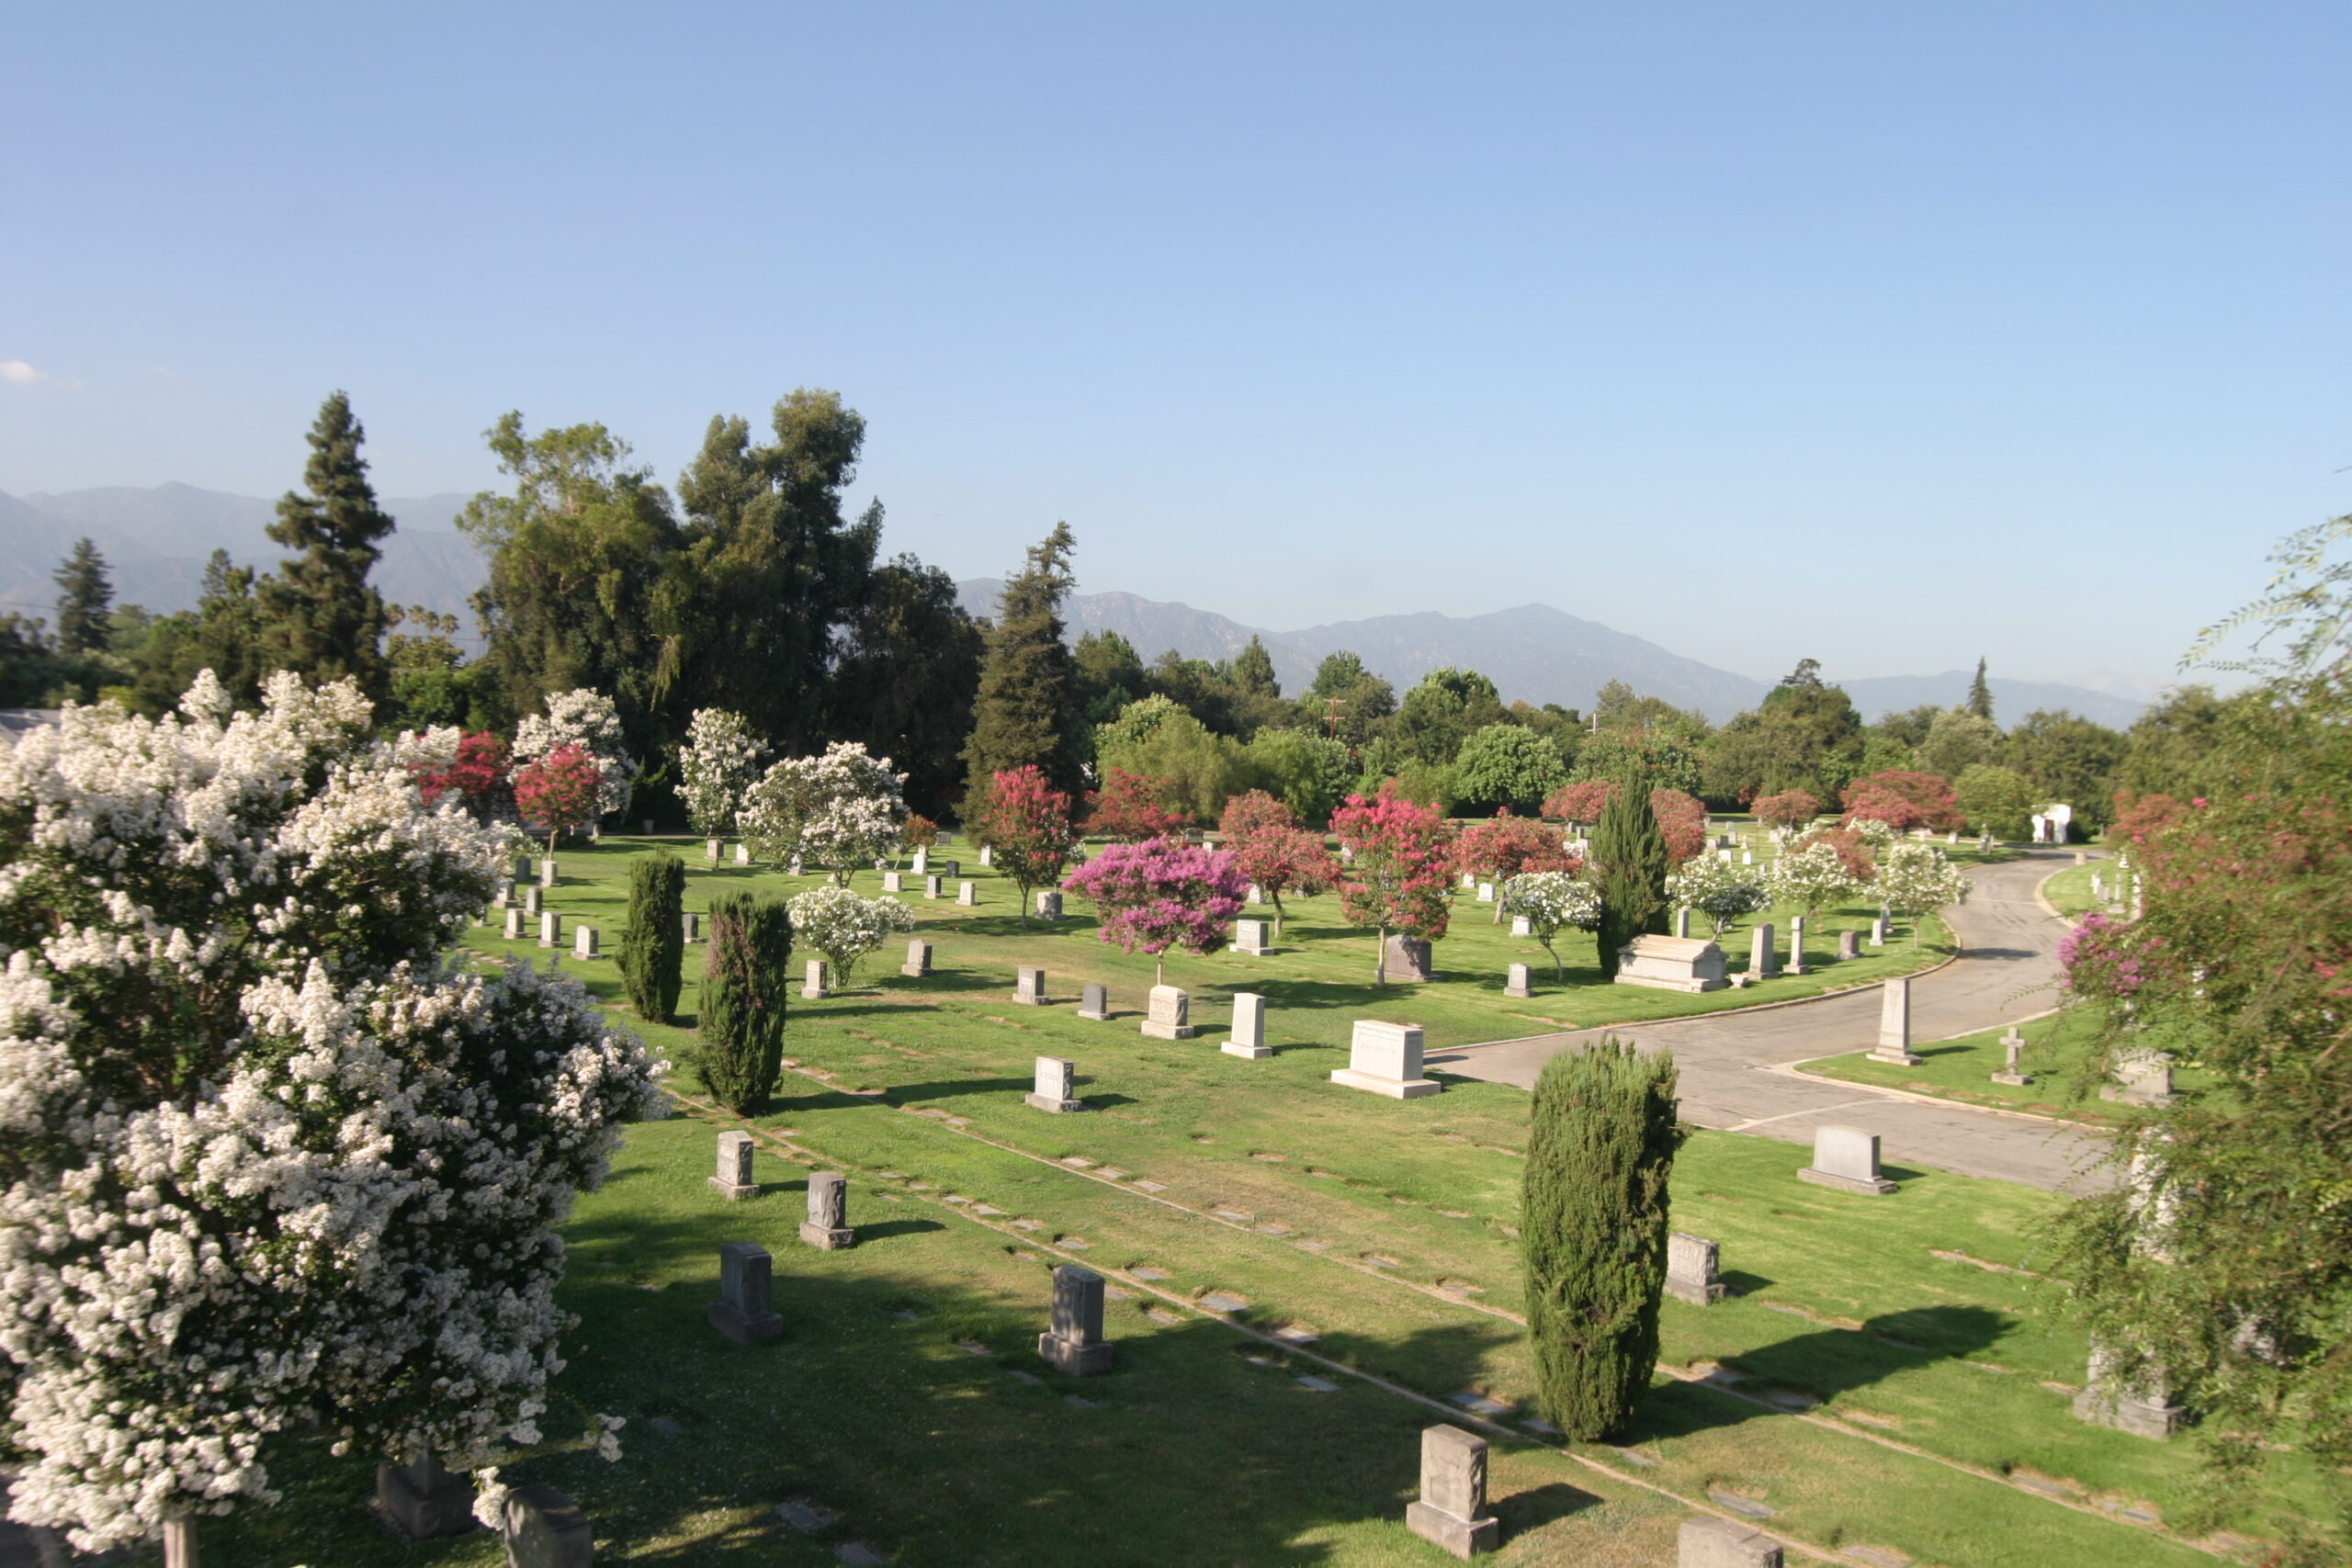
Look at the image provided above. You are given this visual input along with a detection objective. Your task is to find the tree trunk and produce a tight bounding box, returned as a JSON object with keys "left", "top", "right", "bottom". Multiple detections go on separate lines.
{"left": 1270, "top": 891, "right": 1285, "bottom": 940}
{"left": 1374, "top": 924, "right": 1388, "bottom": 986}
{"left": 163, "top": 1517, "right": 198, "bottom": 1568}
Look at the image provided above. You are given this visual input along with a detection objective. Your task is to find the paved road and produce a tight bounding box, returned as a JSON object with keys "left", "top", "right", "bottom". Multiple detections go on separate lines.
{"left": 1428, "top": 848, "right": 2110, "bottom": 1191}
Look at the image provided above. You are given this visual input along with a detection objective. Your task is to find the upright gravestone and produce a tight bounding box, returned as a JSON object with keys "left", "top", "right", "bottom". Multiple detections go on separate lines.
{"left": 2100, "top": 1048, "right": 2176, "bottom": 1107}
{"left": 1872, "top": 977, "right": 1919, "bottom": 1066}
{"left": 1504, "top": 963, "right": 1532, "bottom": 999}
{"left": 492, "top": 879, "right": 512, "bottom": 910}
{"left": 524, "top": 886, "right": 544, "bottom": 917}
{"left": 1382, "top": 934, "right": 1435, "bottom": 983}
{"left": 910, "top": 847, "right": 929, "bottom": 874}
{"left": 706, "top": 838, "right": 721, "bottom": 862}
{"left": 799, "top": 1171, "right": 854, "bottom": 1250}
{"left": 709, "top": 1130, "right": 757, "bottom": 1201}
{"left": 1992, "top": 1026, "right": 2031, "bottom": 1086}
{"left": 1868, "top": 913, "right": 1888, "bottom": 947}
{"left": 1836, "top": 929, "right": 1860, "bottom": 961}
{"left": 1142, "top": 985, "right": 1196, "bottom": 1040}
{"left": 1330, "top": 1021, "right": 1442, "bottom": 1100}
{"left": 682, "top": 910, "right": 702, "bottom": 943}
{"left": 1476, "top": 882, "right": 1494, "bottom": 903}
{"left": 538, "top": 911, "right": 562, "bottom": 949}
{"left": 1786, "top": 916, "right": 1807, "bottom": 976}
{"left": 800, "top": 960, "right": 828, "bottom": 1000}
{"left": 1026, "top": 1055, "right": 1083, "bottom": 1113}
{"left": 1510, "top": 914, "right": 1532, "bottom": 938}
{"left": 1037, "top": 1264, "right": 1114, "bottom": 1375}
{"left": 1665, "top": 1233, "right": 1727, "bottom": 1305}
{"left": 1233, "top": 918, "right": 1273, "bottom": 956}
{"left": 377, "top": 1451, "right": 475, "bottom": 1540}
{"left": 901, "top": 940, "right": 933, "bottom": 977}
{"left": 1797, "top": 1124, "right": 1897, "bottom": 1195}
{"left": 1404, "top": 1424, "right": 1499, "bottom": 1559}
{"left": 1246, "top": 882, "right": 1264, "bottom": 904}
{"left": 1460, "top": 873, "right": 1476, "bottom": 890}
{"left": 1747, "top": 923, "right": 1777, "bottom": 979}
{"left": 957, "top": 880, "right": 978, "bottom": 906}
{"left": 1675, "top": 907, "right": 1691, "bottom": 939}
{"left": 540, "top": 858, "right": 559, "bottom": 888}
{"left": 733, "top": 842, "right": 751, "bottom": 866}
{"left": 1679, "top": 1515, "right": 1781, "bottom": 1567}
{"left": 1078, "top": 981, "right": 1111, "bottom": 1021}
{"left": 503, "top": 908, "right": 525, "bottom": 941}
{"left": 573, "top": 925, "right": 598, "bottom": 960}
{"left": 1225, "top": 993, "right": 1272, "bottom": 1059}
{"left": 1741, "top": 850, "right": 1754, "bottom": 865}
{"left": 707, "top": 1242, "right": 784, "bottom": 1345}
{"left": 2074, "top": 849, "right": 2088, "bottom": 866}
{"left": 1013, "top": 966, "right": 1047, "bottom": 1006}
{"left": 925, "top": 874, "right": 943, "bottom": 900}
{"left": 502, "top": 1483, "right": 594, "bottom": 1568}
{"left": 979, "top": 844, "right": 994, "bottom": 867}
{"left": 2073, "top": 1343, "right": 2186, "bottom": 1439}
{"left": 880, "top": 871, "right": 904, "bottom": 894}
{"left": 1035, "top": 889, "right": 1063, "bottom": 920}
{"left": 2091, "top": 872, "right": 2106, "bottom": 900}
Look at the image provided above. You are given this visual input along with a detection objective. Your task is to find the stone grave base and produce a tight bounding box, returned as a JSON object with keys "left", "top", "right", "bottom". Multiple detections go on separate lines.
{"left": 1329, "top": 1068, "right": 1442, "bottom": 1100}
{"left": 1077, "top": 1003, "right": 1111, "bottom": 1021}
{"left": 2074, "top": 1388, "right": 2185, "bottom": 1440}
{"left": 799, "top": 1222, "right": 855, "bottom": 1250}
{"left": 1140, "top": 1020, "right": 1197, "bottom": 1040}
{"left": 708, "top": 1176, "right": 757, "bottom": 1201}
{"left": 1666, "top": 1277, "right": 1728, "bottom": 1306}
{"left": 1991, "top": 1070, "right": 2031, "bottom": 1087}
{"left": 1869, "top": 1048, "right": 1923, "bottom": 1067}
{"left": 1024, "top": 1092, "right": 1084, "bottom": 1113}
{"left": 1038, "top": 1334, "right": 1113, "bottom": 1377}
{"left": 1796, "top": 1166, "right": 1897, "bottom": 1197}
{"left": 900, "top": 963, "right": 931, "bottom": 977}
{"left": 1222, "top": 1041, "right": 1273, "bottom": 1060}
{"left": 378, "top": 1461, "right": 475, "bottom": 1539}
{"left": 1405, "top": 1500, "right": 1498, "bottom": 1560}
{"left": 1611, "top": 971, "right": 1724, "bottom": 995}
{"left": 1012, "top": 994, "right": 1046, "bottom": 1007}
{"left": 1679, "top": 1516, "right": 1779, "bottom": 1566}
{"left": 707, "top": 1301, "right": 784, "bottom": 1346}
{"left": 2099, "top": 1085, "right": 2175, "bottom": 1108}
{"left": 1503, "top": 982, "right": 1532, "bottom": 998}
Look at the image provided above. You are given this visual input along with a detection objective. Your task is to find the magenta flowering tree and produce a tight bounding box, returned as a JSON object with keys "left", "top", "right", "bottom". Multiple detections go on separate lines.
{"left": 2056, "top": 910, "right": 2150, "bottom": 999}
{"left": 1062, "top": 835, "right": 1249, "bottom": 985}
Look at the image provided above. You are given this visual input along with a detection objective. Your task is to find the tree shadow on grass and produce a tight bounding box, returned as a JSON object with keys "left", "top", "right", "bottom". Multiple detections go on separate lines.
{"left": 873, "top": 1076, "right": 1033, "bottom": 1106}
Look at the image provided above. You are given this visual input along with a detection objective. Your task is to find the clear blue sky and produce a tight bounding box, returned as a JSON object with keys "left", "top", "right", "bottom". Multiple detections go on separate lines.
{"left": 6, "top": 3, "right": 2346, "bottom": 690}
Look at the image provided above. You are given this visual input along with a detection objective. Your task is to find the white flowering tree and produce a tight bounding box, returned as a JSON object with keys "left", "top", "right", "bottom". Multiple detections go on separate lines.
{"left": 676, "top": 707, "right": 767, "bottom": 840}
{"left": 1665, "top": 854, "right": 1770, "bottom": 938}
{"left": 1765, "top": 840, "right": 1864, "bottom": 919}
{"left": 1501, "top": 870, "right": 1602, "bottom": 982}
{"left": 0, "top": 673, "right": 663, "bottom": 1561}
{"left": 786, "top": 885, "right": 917, "bottom": 988}
{"left": 740, "top": 742, "right": 909, "bottom": 883}
{"left": 1872, "top": 840, "right": 1973, "bottom": 946}
{"left": 514, "top": 686, "right": 639, "bottom": 824}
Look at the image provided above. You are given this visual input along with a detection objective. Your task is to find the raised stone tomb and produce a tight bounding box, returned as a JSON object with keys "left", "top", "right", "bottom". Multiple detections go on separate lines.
{"left": 1614, "top": 934, "right": 1727, "bottom": 994}
{"left": 1331, "top": 1021, "right": 1442, "bottom": 1100}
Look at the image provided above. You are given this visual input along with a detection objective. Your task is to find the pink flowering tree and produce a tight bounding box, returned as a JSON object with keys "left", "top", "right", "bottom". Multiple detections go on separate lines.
{"left": 972, "top": 765, "right": 1084, "bottom": 924}
{"left": 512, "top": 740, "right": 605, "bottom": 852}
{"left": 1332, "top": 783, "right": 1456, "bottom": 985}
{"left": 1062, "top": 836, "right": 1249, "bottom": 985}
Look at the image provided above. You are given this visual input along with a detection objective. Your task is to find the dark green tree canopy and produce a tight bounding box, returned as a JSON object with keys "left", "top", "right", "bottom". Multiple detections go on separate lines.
{"left": 828, "top": 550, "right": 984, "bottom": 820}
{"left": 963, "top": 522, "right": 1084, "bottom": 805}
{"left": 51, "top": 539, "right": 113, "bottom": 657}
{"left": 1395, "top": 665, "right": 1504, "bottom": 765}
{"left": 258, "top": 391, "right": 395, "bottom": 698}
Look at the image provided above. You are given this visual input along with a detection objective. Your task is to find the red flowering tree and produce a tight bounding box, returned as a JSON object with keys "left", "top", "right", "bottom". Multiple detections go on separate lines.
{"left": 1649, "top": 788, "right": 1709, "bottom": 867}
{"left": 972, "top": 766, "right": 1083, "bottom": 925}
{"left": 1217, "top": 788, "right": 1295, "bottom": 842}
{"left": 1088, "top": 767, "right": 1193, "bottom": 842}
{"left": 1453, "top": 810, "right": 1577, "bottom": 923}
{"left": 513, "top": 741, "right": 604, "bottom": 852}
{"left": 903, "top": 813, "right": 941, "bottom": 852}
{"left": 415, "top": 730, "right": 509, "bottom": 818}
{"left": 1792, "top": 823, "right": 1877, "bottom": 882}
{"left": 1751, "top": 788, "right": 1820, "bottom": 832}
{"left": 1542, "top": 779, "right": 1616, "bottom": 824}
{"left": 1062, "top": 838, "right": 1248, "bottom": 985}
{"left": 1218, "top": 791, "right": 1338, "bottom": 937}
{"left": 1841, "top": 771, "right": 1963, "bottom": 833}
{"left": 2107, "top": 788, "right": 2187, "bottom": 849}
{"left": 1331, "top": 783, "right": 1456, "bottom": 984}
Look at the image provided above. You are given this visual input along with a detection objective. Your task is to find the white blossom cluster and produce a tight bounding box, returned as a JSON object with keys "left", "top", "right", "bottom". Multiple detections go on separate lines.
{"left": 1849, "top": 817, "right": 1897, "bottom": 847}
{"left": 1500, "top": 871, "right": 1602, "bottom": 934}
{"left": 675, "top": 708, "right": 766, "bottom": 840}
{"left": 1665, "top": 855, "right": 1770, "bottom": 937}
{"left": 739, "top": 742, "right": 909, "bottom": 883}
{"left": 1872, "top": 840, "right": 1973, "bottom": 927}
{"left": 786, "top": 885, "right": 915, "bottom": 987}
{"left": 1764, "top": 840, "right": 1863, "bottom": 916}
{"left": 514, "top": 688, "right": 639, "bottom": 822}
{"left": 0, "top": 673, "right": 663, "bottom": 1551}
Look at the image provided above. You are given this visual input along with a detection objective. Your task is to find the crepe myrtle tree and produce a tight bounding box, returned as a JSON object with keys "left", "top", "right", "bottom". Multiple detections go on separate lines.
{"left": 513, "top": 685, "right": 639, "bottom": 824}
{"left": 1501, "top": 870, "right": 1603, "bottom": 981}
{"left": 1062, "top": 837, "right": 1248, "bottom": 986}
{"left": 1750, "top": 788, "right": 1820, "bottom": 832}
{"left": 786, "top": 884, "right": 916, "bottom": 988}
{"left": 1218, "top": 791, "right": 1339, "bottom": 939}
{"left": 1455, "top": 810, "right": 1578, "bottom": 923}
{"left": 1331, "top": 783, "right": 1455, "bottom": 985}
{"left": 970, "top": 765, "right": 1083, "bottom": 924}
{"left": 1871, "top": 840, "right": 1972, "bottom": 946}
{"left": 0, "top": 672, "right": 663, "bottom": 1562}
{"left": 512, "top": 740, "right": 605, "bottom": 852}
{"left": 1664, "top": 853, "right": 1769, "bottom": 939}
{"left": 740, "top": 741, "right": 910, "bottom": 883}
{"left": 675, "top": 706, "right": 768, "bottom": 840}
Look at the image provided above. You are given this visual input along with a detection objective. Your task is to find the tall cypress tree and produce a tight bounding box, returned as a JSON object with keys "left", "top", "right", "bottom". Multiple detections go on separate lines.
{"left": 51, "top": 538, "right": 114, "bottom": 656}
{"left": 960, "top": 522, "right": 1082, "bottom": 815}
{"left": 695, "top": 890, "right": 793, "bottom": 1114}
{"left": 1590, "top": 771, "right": 1669, "bottom": 980}
{"left": 1965, "top": 657, "right": 1995, "bottom": 722}
{"left": 259, "top": 391, "right": 395, "bottom": 698}
{"left": 617, "top": 852, "right": 687, "bottom": 1024}
{"left": 1522, "top": 1036, "right": 1680, "bottom": 1441}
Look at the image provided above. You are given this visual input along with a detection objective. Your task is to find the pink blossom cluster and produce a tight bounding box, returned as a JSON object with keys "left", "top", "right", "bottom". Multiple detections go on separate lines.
{"left": 1062, "top": 837, "right": 1248, "bottom": 957}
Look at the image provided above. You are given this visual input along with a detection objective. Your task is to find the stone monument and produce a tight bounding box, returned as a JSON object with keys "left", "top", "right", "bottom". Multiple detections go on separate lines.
{"left": 924, "top": 874, "right": 943, "bottom": 900}
{"left": 1233, "top": 918, "right": 1273, "bottom": 956}
{"left": 1225, "top": 992, "right": 1272, "bottom": 1059}
{"left": 1504, "top": 963, "right": 1532, "bottom": 999}
{"left": 1510, "top": 914, "right": 1532, "bottom": 937}
{"left": 707, "top": 1242, "right": 784, "bottom": 1345}
{"left": 1078, "top": 981, "right": 1111, "bottom": 1021}
{"left": 538, "top": 911, "right": 561, "bottom": 949}
{"left": 503, "top": 908, "right": 524, "bottom": 941}
{"left": 1013, "top": 966, "right": 1047, "bottom": 1005}
{"left": 957, "top": 880, "right": 978, "bottom": 905}
{"left": 502, "top": 1483, "right": 594, "bottom": 1568}
{"left": 2100, "top": 1047, "right": 2176, "bottom": 1107}
{"left": 682, "top": 910, "right": 702, "bottom": 943}
{"left": 1615, "top": 934, "right": 1728, "bottom": 993}
{"left": 1786, "top": 916, "right": 1807, "bottom": 976}
{"left": 1035, "top": 889, "right": 1062, "bottom": 920}
{"left": 1403, "top": 1424, "right": 1499, "bottom": 1559}
{"left": 1025, "top": 1055, "right": 1083, "bottom": 1113}
{"left": 1747, "top": 923, "right": 1777, "bottom": 978}
{"left": 1382, "top": 933, "right": 1435, "bottom": 982}
{"left": 1796, "top": 1124, "right": 1897, "bottom": 1195}
{"left": 572, "top": 925, "right": 598, "bottom": 960}
{"left": 1836, "top": 929, "right": 1860, "bottom": 961}
{"left": 901, "top": 940, "right": 933, "bottom": 977}
{"left": 377, "top": 1451, "right": 475, "bottom": 1539}
{"left": 1330, "top": 1021, "right": 1442, "bottom": 1099}
{"left": 800, "top": 960, "right": 828, "bottom": 1000}
{"left": 1872, "top": 977, "right": 1920, "bottom": 1065}
{"left": 1037, "top": 1264, "right": 1114, "bottom": 1375}
{"left": 2073, "top": 1344, "right": 2186, "bottom": 1439}
{"left": 1991, "top": 1026, "right": 2030, "bottom": 1086}
{"left": 710, "top": 1130, "right": 757, "bottom": 1201}
{"left": 799, "top": 1171, "right": 854, "bottom": 1250}
{"left": 1679, "top": 1515, "right": 1781, "bottom": 1567}
{"left": 1141, "top": 985, "right": 1196, "bottom": 1040}
{"left": 1665, "top": 1232, "right": 1727, "bottom": 1305}
{"left": 880, "top": 871, "right": 903, "bottom": 894}
{"left": 539, "top": 857, "right": 558, "bottom": 887}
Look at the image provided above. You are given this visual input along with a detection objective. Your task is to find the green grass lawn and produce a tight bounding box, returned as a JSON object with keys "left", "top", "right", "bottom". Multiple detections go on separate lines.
{"left": 164, "top": 835, "right": 2307, "bottom": 1565}
{"left": 1796, "top": 1010, "right": 2153, "bottom": 1125}
{"left": 2039, "top": 861, "right": 2114, "bottom": 919}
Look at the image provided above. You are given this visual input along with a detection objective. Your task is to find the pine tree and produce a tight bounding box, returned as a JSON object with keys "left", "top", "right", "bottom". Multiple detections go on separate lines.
{"left": 695, "top": 890, "right": 793, "bottom": 1113}
{"left": 259, "top": 391, "right": 395, "bottom": 698}
{"left": 1522, "top": 1036, "right": 1680, "bottom": 1440}
{"left": 51, "top": 538, "right": 113, "bottom": 656}
{"left": 961, "top": 523, "right": 1082, "bottom": 814}
{"left": 617, "top": 852, "right": 686, "bottom": 1024}
{"left": 1590, "top": 772, "right": 1669, "bottom": 980}
{"left": 1965, "top": 657, "right": 1994, "bottom": 722}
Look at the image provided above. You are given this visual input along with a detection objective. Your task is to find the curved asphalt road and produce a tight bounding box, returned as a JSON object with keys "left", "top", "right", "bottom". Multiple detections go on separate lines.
{"left": 1428, "top": 848, "right": 2109, "bottom": 1191}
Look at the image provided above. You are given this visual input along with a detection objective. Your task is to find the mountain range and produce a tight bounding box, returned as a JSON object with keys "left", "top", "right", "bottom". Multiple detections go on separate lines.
{"left": 0, "top": 481, "right": 2146, "bottom": 726}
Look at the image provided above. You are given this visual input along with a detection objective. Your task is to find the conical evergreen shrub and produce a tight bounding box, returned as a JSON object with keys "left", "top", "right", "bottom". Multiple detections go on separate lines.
{"left": 616, "top": 852, "right": 686, "bottom": 1024}
{"left": 696, "top": 890, "right": 793, "bottom": 1114}
{"left": 1521, "top": 1035, "right": 1680, "bottom": 1440}
{"left": 1591, "top": 772, "right": 1669, "bottom": 980}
